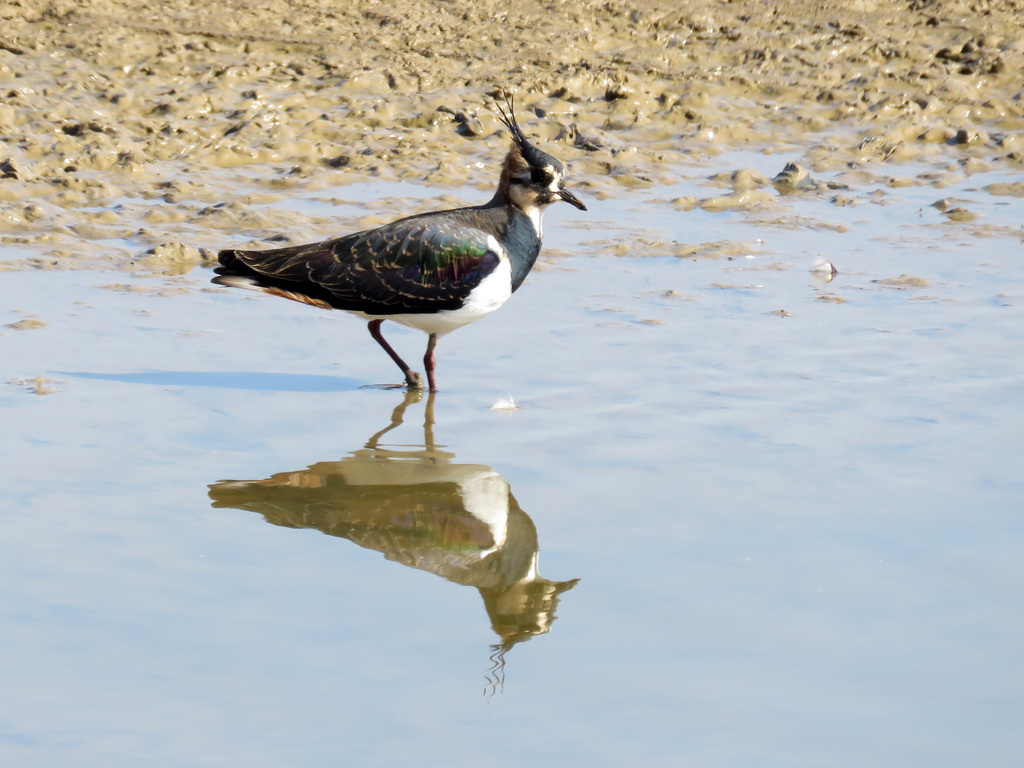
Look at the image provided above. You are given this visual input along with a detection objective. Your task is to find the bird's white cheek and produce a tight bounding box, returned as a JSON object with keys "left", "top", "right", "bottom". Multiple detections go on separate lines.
{"left": 509, "top": 187, "right": 545, "bottom": 236}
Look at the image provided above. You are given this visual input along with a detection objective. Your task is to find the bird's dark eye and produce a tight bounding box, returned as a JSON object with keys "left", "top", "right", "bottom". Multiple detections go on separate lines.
{"left": 531, "top": 168, "right": 552, "bottom": 185}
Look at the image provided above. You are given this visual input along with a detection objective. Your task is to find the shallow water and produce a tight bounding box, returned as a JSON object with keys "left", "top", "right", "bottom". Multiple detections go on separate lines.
{"left": 2, "top": 158, "right": 1023, "bottom": 767}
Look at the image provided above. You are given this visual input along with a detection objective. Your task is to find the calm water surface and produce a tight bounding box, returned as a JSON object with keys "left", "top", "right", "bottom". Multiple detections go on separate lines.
{"left": 1, "top": 160, "right": 1022, "bottom": 767}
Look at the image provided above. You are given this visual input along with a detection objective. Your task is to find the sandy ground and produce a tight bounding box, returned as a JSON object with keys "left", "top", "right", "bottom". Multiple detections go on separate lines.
{"left": 1, "top": 0, "right": 1022, "bottom": 269}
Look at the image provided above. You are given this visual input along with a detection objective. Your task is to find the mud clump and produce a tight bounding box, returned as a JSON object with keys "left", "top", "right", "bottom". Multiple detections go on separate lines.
{"left": 1, "top": 0, "right": 1023, "bottom": 268}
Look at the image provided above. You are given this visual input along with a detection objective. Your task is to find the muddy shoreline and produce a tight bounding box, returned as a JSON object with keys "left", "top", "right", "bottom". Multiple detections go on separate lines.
{"left": 1, "top": 0, "right": 1022, "bottom": 270}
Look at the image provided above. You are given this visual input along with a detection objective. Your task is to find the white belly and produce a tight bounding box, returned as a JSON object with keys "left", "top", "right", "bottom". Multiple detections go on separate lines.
{"left": 353, "top": 255, "right": 513, "bottom": 337}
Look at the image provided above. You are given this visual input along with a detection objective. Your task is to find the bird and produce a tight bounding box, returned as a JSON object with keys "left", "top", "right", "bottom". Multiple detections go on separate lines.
{"left": 212, "top": 93, "right": 587, "bottom": 392}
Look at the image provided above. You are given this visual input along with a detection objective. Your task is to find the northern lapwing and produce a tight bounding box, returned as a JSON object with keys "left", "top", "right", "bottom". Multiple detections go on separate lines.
{"left": 212, "top": 94, "right": 587, "bottom": 392}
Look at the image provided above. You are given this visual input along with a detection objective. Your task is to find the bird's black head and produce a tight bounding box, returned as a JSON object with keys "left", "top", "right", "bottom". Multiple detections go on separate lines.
{"left": 493, "top": 93, "right": 587, "bottom": 214}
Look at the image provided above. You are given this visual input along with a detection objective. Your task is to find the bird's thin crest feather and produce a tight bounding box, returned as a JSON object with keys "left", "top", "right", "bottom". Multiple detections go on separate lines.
{"left": 492, "top": 89, "right": 555, "bottom": 174}
{"left": 493, "top": 90, "right": 528, "bottom": 150}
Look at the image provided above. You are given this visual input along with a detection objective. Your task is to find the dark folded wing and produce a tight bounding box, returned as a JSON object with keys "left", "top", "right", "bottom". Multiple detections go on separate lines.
{"left": 219, "top": 216, "right": 501, "bottom": 315}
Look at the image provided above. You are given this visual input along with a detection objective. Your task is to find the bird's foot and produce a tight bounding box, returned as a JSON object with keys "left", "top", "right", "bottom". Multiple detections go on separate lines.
{"left": 404, "top": 370, "right": 426, "bottom": 390}
{"left": 362, "top": 375, "right": 424, "bottom": 391}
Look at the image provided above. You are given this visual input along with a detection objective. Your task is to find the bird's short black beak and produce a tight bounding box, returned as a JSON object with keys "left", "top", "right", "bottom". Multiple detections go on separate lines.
{"left": 559, "top": 188, "right": 587, "bottom": 211}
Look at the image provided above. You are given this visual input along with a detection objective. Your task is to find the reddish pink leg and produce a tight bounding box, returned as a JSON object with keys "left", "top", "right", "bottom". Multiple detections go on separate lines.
{"left": 367, "top": 320, "right": 423, "bottom": 389}
{"left": 423, "top": 333, "right": 439, "bottom": 393}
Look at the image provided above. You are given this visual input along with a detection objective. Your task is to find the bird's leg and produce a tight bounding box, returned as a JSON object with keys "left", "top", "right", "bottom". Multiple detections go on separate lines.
{"left": 423, "top": 333, "right": 439, "bottom": 393}
{"left": 368, "top": 320, "right": 425, "bottom": 389}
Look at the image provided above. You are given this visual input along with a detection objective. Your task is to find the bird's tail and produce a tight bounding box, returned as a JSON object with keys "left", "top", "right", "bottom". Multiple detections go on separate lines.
{"left": 212, "top": 248, "right": 264, "bottom": 290}
{"left": 212, "top": 248, "right": 335, "bottom": 309}
{"left": 210, "top": 273, "right": 263, "bottom": 291}
{"left": 217, "top": 248, "right": 245, "bottom": 269}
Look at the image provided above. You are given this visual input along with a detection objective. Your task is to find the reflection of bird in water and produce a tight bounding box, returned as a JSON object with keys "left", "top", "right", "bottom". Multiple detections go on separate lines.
{"left": 208, "top": 392, "right": 578, "bottom": 691}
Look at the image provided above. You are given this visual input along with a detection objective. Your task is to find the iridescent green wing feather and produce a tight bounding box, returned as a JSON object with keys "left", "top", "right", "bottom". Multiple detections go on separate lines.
{"left": 312, "top": 217, "right": 500, "bottom": 313}
{"left": 230, "top": 214, "right": 501, "bottom": 315}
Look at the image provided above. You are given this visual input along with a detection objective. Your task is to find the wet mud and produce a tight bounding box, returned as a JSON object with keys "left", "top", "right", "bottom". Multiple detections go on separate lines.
{"left": 1, "top": 0, "right": 1022, "bottom": 272}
